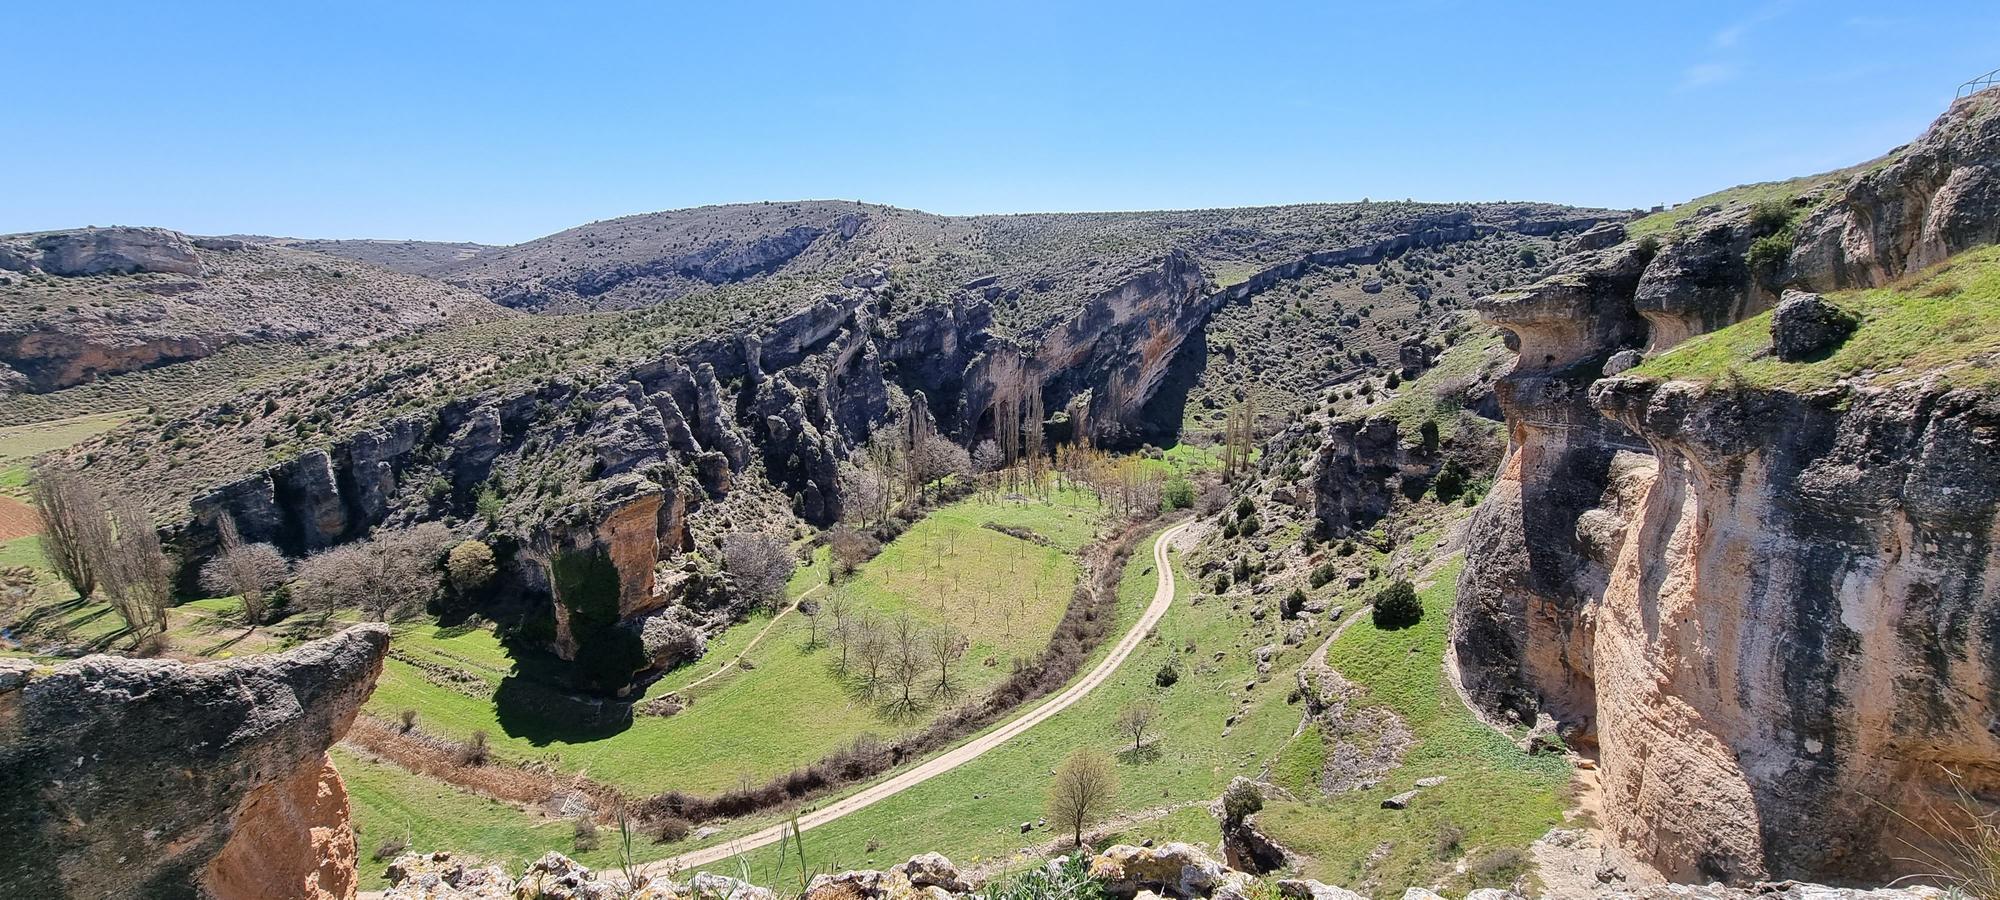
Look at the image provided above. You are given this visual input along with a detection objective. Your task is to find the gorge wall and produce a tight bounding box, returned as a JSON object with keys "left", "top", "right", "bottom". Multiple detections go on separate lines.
{"left": 0, "top": 625, "right": 389, "bottom": 899}
{"left": 1451, "top": 90, "right": 2000, "bottom": 883}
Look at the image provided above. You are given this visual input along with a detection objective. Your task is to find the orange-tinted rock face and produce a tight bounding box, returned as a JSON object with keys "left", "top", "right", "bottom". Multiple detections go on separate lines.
{"left": 1586, "top": 380, "right": 2000, "bottom": 882}
{"left": 206, "top": 754, "right": 359, "bottom": 900}
{"left": 1454, "top": 92, "right": 2000, "bottom": 884}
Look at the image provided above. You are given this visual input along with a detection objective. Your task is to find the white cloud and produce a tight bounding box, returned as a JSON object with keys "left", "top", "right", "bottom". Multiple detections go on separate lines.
{"left": 1713, "top": 1, "right": 1791, "bottom": 48}
{"left": 1679, "top": 62, "right": 1741, "bottom": 91}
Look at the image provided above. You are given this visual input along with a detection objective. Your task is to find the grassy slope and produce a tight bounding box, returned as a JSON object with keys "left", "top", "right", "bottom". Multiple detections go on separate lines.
{"left": 1632, "top": 245, "right": 2000, "bottom": 392}
{"left": 1624, "top": 154, "right": 1895, "bottom": 239}
{"left": 363, "top": 491, "right": 1100, "bottom": 797}
{"left": 0, "top": 410, "right": 133, "bottom": 497}
{"left": 1255, "top": 558, "right": 1569, "bottom": 894}
{"left": 337, "top": 745, "right": 626, "bottom": 891}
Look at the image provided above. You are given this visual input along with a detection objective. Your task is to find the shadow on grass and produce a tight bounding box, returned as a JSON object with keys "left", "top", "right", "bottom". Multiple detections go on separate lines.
{"left": 1117, "top": 744, "right": 1164, "bottom": 765}
{"left": 493, "top": 671, "right": 633, "bottom": 745}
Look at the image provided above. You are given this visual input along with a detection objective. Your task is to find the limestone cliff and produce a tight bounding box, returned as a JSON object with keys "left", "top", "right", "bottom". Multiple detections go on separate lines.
{"left": 0, "top": 625, "right": 389, "bottom": 899}
{"left": 1451, "top": 90, "right": 2000, "bottom": 883}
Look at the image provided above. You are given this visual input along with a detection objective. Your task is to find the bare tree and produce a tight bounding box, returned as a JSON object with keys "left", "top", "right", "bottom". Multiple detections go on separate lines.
{"left": 200, "top": 542, "right": 291, "bottom": 624}
{"left": 852, "top": 615, "right": 888, "bottom": 696}
{"left": 799, "top": 597, "right": 824, "bottom": 649}
{"left": 29, "top": 463, "right": 111, "bottom": 601}
{"left": 886, "top": 612, "right": 924, "bottom": 714}
{"left": 925, "top": 625, "right": 968, "bottom": 698}
{"left": 908, "top": 434, "right": 972, "bottom": 501}
{"left": 723, "top": 530, "right": 795, "bottom": 611}
{"left": 102, "top": 495, "right": 171, "bottom": 636}
{"left": 825, "top": 592, "right": 856, "bottom": 670}
{"left": 970, "top": 439, "right": 1003, "bottom": 474}
{"left": 1047, "top": 748, "right": 1118, "bottom": 849}
{"left": 838, "top": 462, "right": 888, "bottom": 527}
{"left": 827, "top": 526, "right": 878, "bottom": 581}
{"left": 1116, "top": 702, "right": 1158, "bottom": 753}
{"left": 291, "top": 523, "right": 452, "bottom": 621}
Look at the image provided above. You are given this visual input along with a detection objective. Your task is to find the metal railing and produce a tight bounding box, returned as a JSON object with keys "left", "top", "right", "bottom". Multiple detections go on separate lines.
{"left": 1958, "top": 67, "right": 2000, "bottom": 99}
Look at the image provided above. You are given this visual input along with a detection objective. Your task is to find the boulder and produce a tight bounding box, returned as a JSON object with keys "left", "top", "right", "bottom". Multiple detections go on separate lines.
{"left": 893, "top": 853, "right": 971, "bottom": 893}
{"left": 1089, "top": 843, "right": 1228, "bottom": 898}
{"left": 1276, "top": 879, "right": 1370, "bottom": 900}
{"left": 1769, "top": 290, "right": 1856, "bottom": 362}
{"left": 1381, "top": 790, "right": 1419, "bottom": 809}
{"left": 384, "top": 851, "right": 517, "bottom": 899}
{"left": 691, "top": 871, "right": 778, "bottom": 900}
{"left": 1602, "top": 349, "right": 1643, "bottom": 375}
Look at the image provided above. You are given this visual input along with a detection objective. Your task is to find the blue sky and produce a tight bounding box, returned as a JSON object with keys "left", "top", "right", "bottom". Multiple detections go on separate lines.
{"left": 4, "top": 1, "right": 1995, "bottom": 244}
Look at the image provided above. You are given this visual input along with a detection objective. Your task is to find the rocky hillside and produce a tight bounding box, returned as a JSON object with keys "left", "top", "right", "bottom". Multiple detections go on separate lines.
{"left": 43, "top": 202, "right": 1611, "bottom": 675}
{"left": 0, "top": 227, "right": 512, "bottom": 392}
{"left": 1451, "top": 88, "right": 2000, "bottom": 883}
{"left": 280, "top": 237, "right": 497, "bottom": 276}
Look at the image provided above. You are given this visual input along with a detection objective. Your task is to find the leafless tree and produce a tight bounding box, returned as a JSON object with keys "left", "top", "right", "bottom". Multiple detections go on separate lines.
{"left": 886, "top": 612, "right": 924, "bottom": 714}
{"left": 838, "top": 462, "right": 888, "bottom": 527}
{"left": 29, "top": 463, "right": 111, "bottom": 601}
{"left": 1047, "top": 748, "right": 1118, "bottom": 849}
{"left": 102, "top": 495, "right": 172, "bottom": 636}
{"left": 925, "top": 625, "right": 968, "bottom": 698}
{"left": 723, "top": 530, "right": 795, "bottom": 611}
{"left": 799, "top": 597, "right": 824, "bottom": 648}
{"left": 970, "top": 439, "right": 1003, "bottom": 474}
{"left": 1116, "top": 701, "right": 1159, "bottom": 753}
{"left": 200, "top": 542, "right": 291, "bottom": 624}
{"left": 852, "top": 614, "right": 888, "bottom": 695}
{"left": 908, "top": 434, "right": 971, "bottom": 501}
{"left": 825, "top": 593, "right": 856, "bottom": 670}
{"left": 827, "top": 526, "right": 877, "bottom": 581}
{"left": 292, "top": 523, "right": 452, "bottom": 621}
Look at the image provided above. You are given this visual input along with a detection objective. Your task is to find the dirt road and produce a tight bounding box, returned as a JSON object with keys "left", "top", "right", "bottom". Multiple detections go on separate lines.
{"left": 644, "top": 518, "right": 1195, "bottom": 876}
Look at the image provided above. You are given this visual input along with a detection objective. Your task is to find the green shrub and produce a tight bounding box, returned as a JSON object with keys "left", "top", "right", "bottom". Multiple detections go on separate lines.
{"left": 1371, "top": 579, "right": 1422, "bottom": 630}
{"left": 1309, "top": 562, "right": 1338, "bottom": 589}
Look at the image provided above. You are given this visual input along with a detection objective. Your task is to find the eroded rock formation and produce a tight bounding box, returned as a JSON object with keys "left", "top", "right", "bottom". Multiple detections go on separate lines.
{"left": 0, "top": 624, "right": 389, "bottom": 899}
{"left": 1452, "top": 90, "right": 2000, "bottom": 882}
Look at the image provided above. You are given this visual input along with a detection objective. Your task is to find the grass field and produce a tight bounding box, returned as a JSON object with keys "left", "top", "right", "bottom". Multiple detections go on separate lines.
{"left": 1632, "top": 245, "right": 2000, "bottom": 393}
{"left": 362, "top": 490, "right": 1103, "bottom": 797}
{"left": 1254, "top": 557, "right": 1570, "bottom": 895}
{"left": 717, "top": 527, "right": 1348, "bottom": 876}
{"left": 0, "top": 410, "right": 135, "bottom": 499}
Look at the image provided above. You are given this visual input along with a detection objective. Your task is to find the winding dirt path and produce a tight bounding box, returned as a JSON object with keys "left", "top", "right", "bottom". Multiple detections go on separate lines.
{"left": 643, "top": 519, "right": 1195, "bottom": 876}
{"left": 677, "top": 584, "right": 822, "bottom": 695}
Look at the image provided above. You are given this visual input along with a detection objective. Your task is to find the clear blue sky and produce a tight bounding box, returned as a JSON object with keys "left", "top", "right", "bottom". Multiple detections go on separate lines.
{"left": 6, "top": 1, "right": 1995, "bottom": 244}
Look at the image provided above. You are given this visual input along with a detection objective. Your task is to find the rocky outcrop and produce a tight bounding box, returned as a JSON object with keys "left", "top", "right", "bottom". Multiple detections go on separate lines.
{"left": 1452, "top": 90, "right": 2000, "bottom": 883}
{"left": 1586, "top": 377, "right": 2000, "bottom": 882}
{"left": 0, "top": 625, "right": 389, "bottom": 898}
{"left": 1309, "top": 417, "right": 1444, "bottom": 536}
{"left": 0, "top": 225, "right": 204, "bottom": 277}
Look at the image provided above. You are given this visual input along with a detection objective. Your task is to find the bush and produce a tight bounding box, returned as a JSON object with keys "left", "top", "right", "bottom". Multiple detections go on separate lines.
{"left": 1309, "top": 562, "right": 1338, "bottom": 589}
{"left": 1236, "top": 514, "right": 1260, "bottom": 537}
{"left": 1434, "top": 460, "right": 1469, "bottom": 503}
{"left": 654, "top": 815, "right": 692, "bottom": 844}
{"left": 454, "top": 730, "right": 490, "bottom": 767}
{"left": 1371, "top": 579, "right": 1422, "bottom": 630}
{"left": 1282, "top": 589, "right": 1306, "bottom": 620}
{"left": 398, "top": 708, "right": 418, "bottom": 732}
{"left": 1748, "top": 198, "right": 1794, "bottom": 235}
{"left": 446, "top": 540, "right": 497, "bottom": 596}
{"left": 1154, "top": 660, "right": 1181, "bottom": 688}
{"left": 572, "top": 816, "right": 600, "bottom": 852}
{"left": 1213, "top": 572, "right": 1231, "bottom": 592}
{"left": 1162, "top": 477, "right": 1195, "bottom": 510}
{"left": 371, "top": 836, "right": 409, "bottom": 862}
{"left": 1220, "top": 778, "right": 1264, "bottom": 826}
{"left": 1747, "top": 231, "right": 1794, "bottom": 284}
{"left": 1235, "top": 496, "right": 1255, "bottom": 519}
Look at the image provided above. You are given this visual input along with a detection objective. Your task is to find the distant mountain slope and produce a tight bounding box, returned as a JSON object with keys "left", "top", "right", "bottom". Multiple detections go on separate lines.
{"left": 432, "top": 200, "right": 1615, "bottom": 328}
{"left": 281, "top": 237, "right": 497, "bottom": 276}
{"left": 0, "top": 227, "right": 514, "bottom": 394}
